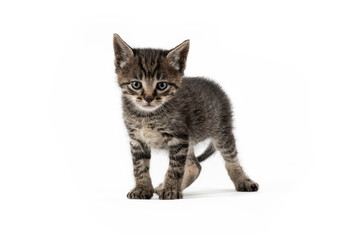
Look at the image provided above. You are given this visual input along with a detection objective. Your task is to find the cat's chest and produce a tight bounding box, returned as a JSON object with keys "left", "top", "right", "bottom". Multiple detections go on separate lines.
{"left": 137, "top": 120, "right": 166, "bottom": 149}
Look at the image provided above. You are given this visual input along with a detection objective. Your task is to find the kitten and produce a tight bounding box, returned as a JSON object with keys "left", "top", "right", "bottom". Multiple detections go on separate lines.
{"left": 113, "top": 34, "right": 259, "bottom": 200}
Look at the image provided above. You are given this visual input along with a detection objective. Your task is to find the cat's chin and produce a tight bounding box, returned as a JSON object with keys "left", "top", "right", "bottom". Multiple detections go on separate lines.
{"left": 137, "top": 103, "right": 161, "bottom": 112}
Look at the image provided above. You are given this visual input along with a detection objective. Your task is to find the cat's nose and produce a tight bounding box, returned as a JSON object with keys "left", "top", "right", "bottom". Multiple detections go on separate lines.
{"left": 144, "top": 96, "right": 154, "bottom": 103}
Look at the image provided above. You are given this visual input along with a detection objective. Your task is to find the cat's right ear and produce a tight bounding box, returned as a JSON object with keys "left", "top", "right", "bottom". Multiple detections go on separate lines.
{"left": 113, "top": 34, "right": 134, "bottom": 68}
{"left": 166, "top": 40, "right": 190, "bottom": 73}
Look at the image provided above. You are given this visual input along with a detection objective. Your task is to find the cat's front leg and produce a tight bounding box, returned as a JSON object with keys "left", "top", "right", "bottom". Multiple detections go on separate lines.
{"left": 158, "top": 138, "right": 189, "bottom": 200}
{"left": 127, "top": 139, "right": 154, "bottom": 199}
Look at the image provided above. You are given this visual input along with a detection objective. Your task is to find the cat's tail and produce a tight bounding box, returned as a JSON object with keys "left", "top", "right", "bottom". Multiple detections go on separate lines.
{"left": 197, "top": 143, "right": 216, "bottom": 162}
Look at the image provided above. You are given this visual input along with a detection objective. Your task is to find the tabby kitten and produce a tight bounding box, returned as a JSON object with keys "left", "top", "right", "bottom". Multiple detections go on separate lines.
{"left": 113, "top": 34, "right": 259, "bottom": 200}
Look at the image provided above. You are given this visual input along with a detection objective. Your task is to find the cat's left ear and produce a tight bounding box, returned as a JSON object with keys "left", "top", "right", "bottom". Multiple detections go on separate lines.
{"left": 113, "top": 34, "right": 134, "bottom": 68}
{"left": 166, "top": 40, "right": 190, "bottom": 73}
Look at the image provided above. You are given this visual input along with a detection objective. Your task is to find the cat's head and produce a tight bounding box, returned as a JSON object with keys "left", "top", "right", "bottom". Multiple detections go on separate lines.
{"left": 113, "top": 34, "right": 190, "bottom": 111}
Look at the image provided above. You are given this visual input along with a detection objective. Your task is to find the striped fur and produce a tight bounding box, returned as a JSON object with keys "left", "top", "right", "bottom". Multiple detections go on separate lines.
{"left": 113, "top": 34, "right": 258, "bottom": 200}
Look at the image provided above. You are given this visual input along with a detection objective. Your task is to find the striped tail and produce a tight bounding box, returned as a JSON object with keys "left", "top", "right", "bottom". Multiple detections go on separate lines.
{"left": 197, "top": 142, "right": 216, "bottom": 162}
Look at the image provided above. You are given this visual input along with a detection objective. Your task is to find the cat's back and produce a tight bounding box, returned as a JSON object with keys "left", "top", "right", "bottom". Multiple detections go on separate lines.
{"left": 174, "top": 77, "right": 233, "bottom": 136}
{"left": 181, "top": 77, "right": 221, "bottom": 91}
{"left": 180, "top": 77, "right": 231, "bottom": 107}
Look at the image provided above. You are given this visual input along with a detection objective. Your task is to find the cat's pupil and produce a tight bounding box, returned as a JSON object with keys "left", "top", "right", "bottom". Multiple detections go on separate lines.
{"left": 131, "top": 81, "right": 142, "bottom": 89}
{"left": 157, "top": 82, "right": 167, "bottom": 90}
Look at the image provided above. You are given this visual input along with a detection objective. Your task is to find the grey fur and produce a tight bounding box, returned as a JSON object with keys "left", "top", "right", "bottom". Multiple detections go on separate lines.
{"left": 113, "top": 34, "right": 259, "bottom": 200}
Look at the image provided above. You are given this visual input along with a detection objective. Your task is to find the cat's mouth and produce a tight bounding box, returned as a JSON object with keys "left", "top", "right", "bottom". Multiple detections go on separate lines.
{"left": 143, "top": 104, "right": 155, "bottom": 108}
{"left": 138, "top": 102, "right": 160, "bottom": 111}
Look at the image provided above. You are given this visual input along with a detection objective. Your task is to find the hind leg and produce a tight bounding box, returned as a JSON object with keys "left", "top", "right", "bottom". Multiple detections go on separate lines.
{"left": 214, "top": 133, "right": 259, "bottom": 192}
{"left": 181, "top": 147, "right": 202, "bottom": 190}
{"left": 155, "top": 146, "right": 201, "bottom": 194}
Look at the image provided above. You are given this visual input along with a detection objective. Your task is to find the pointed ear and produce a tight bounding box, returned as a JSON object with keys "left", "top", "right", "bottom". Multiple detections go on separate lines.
{"left": 113, "top": 34, "right": 134, "bottom": 68}
{"left": 166, "top": 40, "right": 190, "bottom": 72}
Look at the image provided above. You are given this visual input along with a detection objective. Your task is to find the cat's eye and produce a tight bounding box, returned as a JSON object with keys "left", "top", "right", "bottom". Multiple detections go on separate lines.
{"left": 131, "top": 81, "right": 142, "bottom": 90}
{"left": 157, "top": 82, "right": 168, "bottom": 90}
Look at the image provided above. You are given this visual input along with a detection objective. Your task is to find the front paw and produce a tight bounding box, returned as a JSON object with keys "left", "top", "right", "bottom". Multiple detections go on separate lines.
{"left": 157, "top": 186, "right": 183, "bottom": 200}
{"left": 236, "top": 179, "right": 259, "bottom": 192}
{"left": 154, "top": 183, "right": 164, "bottom": 195}
{"left": 127, "top": 186, "right": 154, "bottom": 199}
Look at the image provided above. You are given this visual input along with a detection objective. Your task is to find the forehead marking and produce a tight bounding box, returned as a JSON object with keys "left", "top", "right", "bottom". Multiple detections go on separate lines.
{"left": 138, "top": 54, "right": 163, "bottom": 78}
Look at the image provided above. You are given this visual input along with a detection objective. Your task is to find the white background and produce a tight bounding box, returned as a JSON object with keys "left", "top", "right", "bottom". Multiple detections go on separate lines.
{"left": 1, "top": 0, "right": 359, "bottom": 239}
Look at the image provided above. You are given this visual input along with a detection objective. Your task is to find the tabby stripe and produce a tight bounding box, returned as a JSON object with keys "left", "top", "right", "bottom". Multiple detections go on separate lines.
{"left": 161, "top": 132, "right": 173, "bottom": 138}
{"left": 168, "top": 169, "right": 184, "bottom": 179}
{"left": 169, "top": 155, "right": 187, "bottom": 163}
{"left": 222, "top": 148, "right": 236, "bottom": 156}
{"left": 224, "top": 152, "right": 238, "bottom": 161}
{"left": 169, "top": 143, "right": 189, "bottom": 150}
{"left": 169, "top": 143, "right": 189, "bottom": 155}
{"left": 170, "top": 148, "right": 187, "bottom": 156}
{"left": 134, "top": 168, "right": 149, "bottom": 177}
{"left": 170, "top": 160, "right": 186, "bottom": 168}
{"left": 130, "top": 145, "right": 141, "bottom": 151}
{"left": 127, "top": 87, "right": 138, "bottom": 95}
{"left": 139, "top": 58, "right": 148, "bottom": 76}
{"left": 134, "top": 164, "right": 148, "bottom": 171}
{"left": 152, "top": 63, "right": 161, "bottom": 78}
{"left": 133, "top": 160, "right": 142, "bottom": 166}
{"left": 168, "top": 83, "right": 179, "bottom": 89}
{"left": 132, "top": 152, "right": 151, "bottom": 162}
{"left": 120, "top": 82, "right": 130, "bottom": 87}
{"left": 173, "top": 133, "right": 189, "bottom": 140}
{"left": 160, "top": 88, "right": 172, "bottom": 96}
{"left": 131, "top": 139, "right": 150, "bottom": 152}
